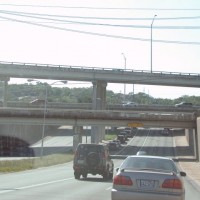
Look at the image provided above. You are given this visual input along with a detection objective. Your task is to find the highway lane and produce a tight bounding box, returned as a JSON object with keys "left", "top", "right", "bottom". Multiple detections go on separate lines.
{"left": 0, "top": 158, "right": 123, "bottom": 200}
{"left": 0, "top": 162, "right": 111, "bottom": 200}
{"left": 124, "top": 128, "right": 200, "bottom": 200}
{"left": 1, "top": 129, "right": 200, "bottom": 200}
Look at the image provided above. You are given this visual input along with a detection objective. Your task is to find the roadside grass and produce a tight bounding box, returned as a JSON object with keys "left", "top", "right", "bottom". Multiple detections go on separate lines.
{"left": 105, "top": 132, "right": 117, "bottom": 141}
{"left": 0, "top": 152, "right": 74, "bottom": 173}
{"left": 0, "top": 132, "right": 117, "bottom": 173}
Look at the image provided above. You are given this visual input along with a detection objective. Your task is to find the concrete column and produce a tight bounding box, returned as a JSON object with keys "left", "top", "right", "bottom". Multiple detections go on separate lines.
{"left": 185, "top": 128, "right": 196, "bottom": 159}
{"left": 196, "top": 118, "right": 200, "bottom": 161}
{"left": 100, "top": 82, "right": 107, "bottom": 140}
{"left": 3, "top": 81, "right": 8, "bottom": 107}
{"left": 92, "top": 81, "right": 97, "bottom": 110}
{"left": 73, "top": 126, "right": 83, "bottom": 151}
{"left": 0, "top": 78, "right": 10, "bottom": 107}
{"left": 193, "top": 128, "right": 198, "bottom": 160}
{"left": 185, "top": 129, "right": 189, "bottom": 143}
{"left": 91, "top": 81, "right": 107, "bottom": 143}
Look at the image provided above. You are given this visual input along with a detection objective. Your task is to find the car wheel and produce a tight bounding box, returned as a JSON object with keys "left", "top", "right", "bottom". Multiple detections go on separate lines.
{"left": 74, "top": 172, "right": 81, "bottom": 179}
{"left": 108, "top": 172, "right": 113, "bottom": 180}
{"left": 82, "top": 173, "right": 87, "bottom": 179}
{"left": 86, "top": 152, "right": 100, "bottom": 167}
{"left": 102, "top": 168, "right": 109, "bottom": 180}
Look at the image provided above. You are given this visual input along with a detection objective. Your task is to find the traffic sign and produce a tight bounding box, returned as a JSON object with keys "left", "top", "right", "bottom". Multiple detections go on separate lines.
{"left": 128, "top": 122, "right": 143, "bottom": 127}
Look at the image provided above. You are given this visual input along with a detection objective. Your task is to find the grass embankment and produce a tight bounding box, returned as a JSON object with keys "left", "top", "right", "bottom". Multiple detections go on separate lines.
{"left": 0, "top": 133, "right": 117, "bottom": 173}
{"left": 0, "top": 152, "right": 74, "bottom": 173}
{"left": 105, "top": 132, "right": 117, "bottom": 141}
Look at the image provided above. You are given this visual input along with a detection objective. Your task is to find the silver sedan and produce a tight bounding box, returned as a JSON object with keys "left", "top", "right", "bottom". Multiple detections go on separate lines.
{"left": 112, "top": 155, "right": 186, "bottom": 200}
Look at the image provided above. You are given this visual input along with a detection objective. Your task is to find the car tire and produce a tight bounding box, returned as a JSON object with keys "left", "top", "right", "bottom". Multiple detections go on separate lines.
{"left": 82, "top": 172, "right": 87, "bottom": 179}
{"left": 74, "top": 172, "right": 81, "bottom": 179}
{"left": 102, "top": 167, "right": 109, "bottom": 180}
{"left": 109, "top": 172, "right": 113, "bottom": 180}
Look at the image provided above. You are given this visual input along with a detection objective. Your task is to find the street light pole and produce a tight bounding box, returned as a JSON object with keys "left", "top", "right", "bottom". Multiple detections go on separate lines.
{"left": 40, "top": 84, "right": 48, "bottom": 158}
{"left": 27, "top": 79, "right": 67, "bottom": 158}
{"left": 151, "top": 14, "right": 157, "bottom": 73}
{"left": 121, "top": 53, "right": 126, "bottom": 102}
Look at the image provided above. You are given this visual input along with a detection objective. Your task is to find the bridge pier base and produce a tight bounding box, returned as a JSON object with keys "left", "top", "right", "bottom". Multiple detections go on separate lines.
{"left": 196, "top": 118, "right": 200, "bottom": 161}
{"left": 0, "top": 77, "right": 10, "bottom": 107}
{"left": 73, "top": 126, "right": 83, "bottom": 151}
{"left": 185, "top": 128, "right": 197, "bottom": 160}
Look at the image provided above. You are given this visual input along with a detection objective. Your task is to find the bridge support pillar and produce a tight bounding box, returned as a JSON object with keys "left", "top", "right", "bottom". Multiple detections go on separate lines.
{"left": 196, "top": 118, "right": 200, "bottom": 161}
{"left": 0, "top": 77, "right": 10, "bottom": 107}
{"left": 73, "top": 126, "right": 83, "bottom": 151}
{"left": 91, "top": 81, "right": 107, "bottom": 143}
{"left": 185, "top": 128, "right": 197, "bottom": 159}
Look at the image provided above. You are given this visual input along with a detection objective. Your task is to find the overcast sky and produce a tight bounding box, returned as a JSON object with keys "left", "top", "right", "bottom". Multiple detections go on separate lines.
{"left": 0, "top": 0, "right": 200, "bottom": 99}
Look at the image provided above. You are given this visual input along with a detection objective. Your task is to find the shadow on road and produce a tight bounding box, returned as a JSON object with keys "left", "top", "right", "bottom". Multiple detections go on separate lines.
{"left": 78, "top": 177, "right": 113, "bottom": 183}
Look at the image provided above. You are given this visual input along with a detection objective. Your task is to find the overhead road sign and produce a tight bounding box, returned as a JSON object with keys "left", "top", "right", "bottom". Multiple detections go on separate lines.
{"left": 128, "top": 122, "right": 144, "bottom": 127}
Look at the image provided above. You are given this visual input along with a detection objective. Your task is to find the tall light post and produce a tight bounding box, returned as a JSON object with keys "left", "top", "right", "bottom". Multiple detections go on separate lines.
{"left": 121, "top": 53, "right": 126, "bottom": 102}
{"left": 27, "top": 79, "right": 67, "bottom": 158}
{"left": 150, "top": 14, "right": 157, "bottom": 73}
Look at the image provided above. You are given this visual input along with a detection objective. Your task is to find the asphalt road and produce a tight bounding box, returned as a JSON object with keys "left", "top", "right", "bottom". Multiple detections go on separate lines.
{"left": 0, "top": 128, "right": 200, "bottom": 200}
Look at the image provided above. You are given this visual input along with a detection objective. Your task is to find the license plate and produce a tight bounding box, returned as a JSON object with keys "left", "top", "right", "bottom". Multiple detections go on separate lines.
{"left": 77, "top": 160, "right": 84, "bottom": 164}
{"left": 138, "top": 179, "right": 155, "bottom": 189}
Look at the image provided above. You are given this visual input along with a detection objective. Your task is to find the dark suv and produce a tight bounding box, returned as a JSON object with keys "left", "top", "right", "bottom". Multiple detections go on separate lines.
{"left": 73, "top": 143, "right": 114, "bottom": 180}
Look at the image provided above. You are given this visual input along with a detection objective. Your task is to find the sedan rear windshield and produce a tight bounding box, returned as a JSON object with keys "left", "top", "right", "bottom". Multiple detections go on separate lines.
{"left": 120, "top": 157, "right": 177, "bottom": 173}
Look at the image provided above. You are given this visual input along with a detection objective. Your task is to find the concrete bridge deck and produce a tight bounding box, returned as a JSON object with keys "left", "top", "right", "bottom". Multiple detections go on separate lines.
{"left": 0, "top": 108, "right": 196, "bottom": 128}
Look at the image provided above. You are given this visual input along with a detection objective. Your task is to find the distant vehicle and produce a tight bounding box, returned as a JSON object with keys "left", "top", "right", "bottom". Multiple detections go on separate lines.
{"left": 162, "top": 128, "right": 170, "bottom": 136}
{"left": 117, "top": 135, "right": 126, "bottom": 144}
{"left": 136, "top": 151, "right": 147, "bottom": 155}
{"left": 122, "top": 102, "right": 137, "bottom": 107}
{"left": 108, "top": 141, "right": 119, "bottom": 151}
{"left": 30, "top": 99, "right": 46, "bottom": 106}
{"left": 112, "top": 140, "right": 121, "bottom": 149}
{"left": 119, "top": 131, "right": 129, "bottom": 140}
{"left": 124, "top": 127, "right": 136, "bottom": 137}
{"left": 175, "top": 102, "right": 193, "bottom": 107}
{"left": 112, "top": 155, "right": 186, "bottom": 200}
{"left": 73, "top": 143, "right": 114, "bottom": 180}
{"left": 123, "top": 129, "right": 132, "bottom": 138}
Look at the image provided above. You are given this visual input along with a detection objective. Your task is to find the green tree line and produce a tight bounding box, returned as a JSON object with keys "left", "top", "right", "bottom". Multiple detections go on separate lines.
{"left": 1, "top": 82, "right": 200, "bottom": 105}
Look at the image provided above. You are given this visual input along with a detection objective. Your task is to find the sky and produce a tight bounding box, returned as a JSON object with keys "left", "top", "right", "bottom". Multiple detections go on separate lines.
{"left": 0, "top": 0, "right": 200, "bottom": 99}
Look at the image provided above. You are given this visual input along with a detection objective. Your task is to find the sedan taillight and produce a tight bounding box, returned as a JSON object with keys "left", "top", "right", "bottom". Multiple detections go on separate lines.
{"left": 113, "top": 175, "right": 133, "bottom": 186}
{"left": 162, "top": 179, "right": 182, "bottom": 189}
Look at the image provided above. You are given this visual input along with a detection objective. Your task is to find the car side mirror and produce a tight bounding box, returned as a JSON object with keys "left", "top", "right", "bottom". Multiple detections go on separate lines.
{"left": 116, "top": 168, "right": 119, "bottom": 172}
{"left": 180, "top": 171, "right": 186, "bottom": 177}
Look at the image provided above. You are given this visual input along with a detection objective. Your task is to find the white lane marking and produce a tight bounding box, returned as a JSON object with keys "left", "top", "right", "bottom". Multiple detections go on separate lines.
{"left": 17, "top": 177, "right": 74, "bottom": 190}
{"left": 138, "top": 129, "right": 151, "bottom": 151}
{"left": 115, "top": 129, "right": 140, "bottom": 155}
{"left": 0, "top": 177, "right": 74, "bottom": 194}
{"left": 0, "top": 190, "right": 15, "bottom": 194}
{"left": 106, "top": 186, "right": 112, "bottom": 190}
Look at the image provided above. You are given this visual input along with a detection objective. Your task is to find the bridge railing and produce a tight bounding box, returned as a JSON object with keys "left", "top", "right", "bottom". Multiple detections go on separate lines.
{"left": 1, "top": 61, "right": 200, "bottom": 77}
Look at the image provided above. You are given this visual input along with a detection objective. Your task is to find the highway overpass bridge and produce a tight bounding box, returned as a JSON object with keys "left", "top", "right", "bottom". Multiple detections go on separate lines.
{"left": 0, "top": 108, "right": 200, "bottom": 161}
{"left": 1, "top": 61, "right": 200, "bottom": 159}
{"left": 0, "top": 108, "right": 196, "bottom": 128}
{"left": 1, "top": 61, "right": 200, "bottom": 117}
{"left": 4, "top": 101, "right": 200, "bottom": 113}
{"left": 1, "top": 61, "right": 200, "bottom": 87}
